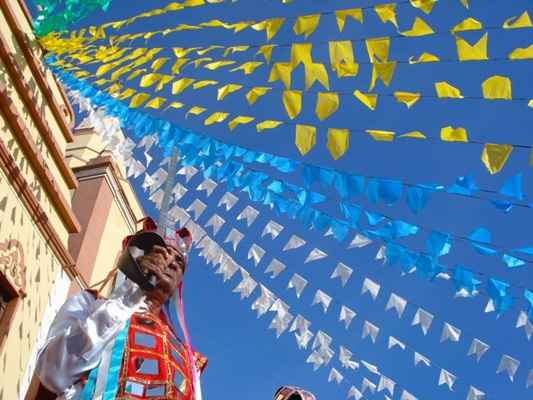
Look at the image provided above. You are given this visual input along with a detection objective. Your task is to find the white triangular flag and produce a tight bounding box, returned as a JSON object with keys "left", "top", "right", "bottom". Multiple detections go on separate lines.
{"left": 232, "top": 269, "right": 257, "bottom": 299}
{"left": 269, "top": 309, "right": 293, "bottom": 338}
{"left": 265, "top": 258, "right": 286, "bottom": 279}
{"left": 142, "top": 172, "right": 155, "bottom": 192}
{"left": 361, "top": 277, "right": 381, "bottom": 300}
{"left": 317, "top": 346, "right": 335, "bottom": 366}
{"left": 149, "top": 189, "right": 165, "bottom": 209}
{"left": 330, "top": 262, "right": 353, "bottom": 287}
{"left": 218, "top": 192, "right": 238, "bottom": 211}
{"left": 171, "top": 182, "right": 187, "bottom": 202}
{"left": 438, "top": 369, "right": 456, "bottom": 391}
{"left": 247, "top": 243, "right": 265, "bottom": 266}
{"left": 159, "top": 156, "right": 169, "bottom": 167}
{"left": 295, "top": 329, "right": 314, "bottom": 350}
{"left": 148, "top": 168, "right": 168, "bottom": 194}
{"left": 441, "top": 322, "right": 461, "bottom": 343}
{"left": 388, "top": 336, "right": 406, "bottom": 350}
{"left": 377, "top": 375, "right": 395, "bottom": 396}
{"left": 312, "top": 290, "right": 332, "bottom": 313}
{"left": 196, "top": 178, "right": 218, "bottom": 196}
{"left": 339, "top": 346, "right": 359, "bottom": 370}
{"left": 127, "top": 159, "right": 145, "bottom": 178}
{"left": 290, "top": 315, "right": 311, "bottom": 334}
{"left": 144, "top": 151, "right": 152, "bottom": 167}
{"left": 328, "top": 368, "right": 343, "bottom": 385}
{"left": 484, "top": 299, "right": 496, "bottom": 314}
{"left": 186, "top": 199, "right": 207, "bottom": 220}
{"left": 205, "top": 214, "right": 225, "bottom": 235}
{"left": 526, "top": 370, "right": 533, "bottom": 389}
{"left": 224, "top": 228, "right": 244, "bottom": 252}
{"left": 414, "top": 352, "right": 431, "bottom": 367}
{"left": 386, "top": 293, "right": 407, "bottom": 318}
{"left": 361, "top": 360, "right": 380, "bottom": 375}
{"left": 400, "top": 390, "right": 417, "bottom": 400}
{"left": 313, "top": 331, "right": 333, "bottom": 350}
{"left": 497, "top": 354, "right": 520, "bottom": 382}
{"left": 347, "top": 386, "right": 363, "bottom": 400}
{"left": 361, "top": 377, "right": 377, "bottom": 394}
{"left": 324, "top": 227, "right": 334, "bottom": 237}
{"left": 215, "top": 258, "right": 239, "bottom": 282}
{"left": 270, "top": 298, "right": 290, "bottom": 318}
{"left": 348, "top": 234, "right": 372, "bottom": 249}
{"left": 467, "top": 339, "right": 490, "bottom": 362}
{"left": 411, "top": 308, "right": 434, "bottom": 335}
{"left": 177, "top": 166, "right": 198, "bottom": 182}
{"left": 251, "top": 285, "right": 277, "bottom": 318}
{"left": 306, "top": 351, "right": 324, "bottom": 371}
{"left": 137, "top": 134, "right": 157, "bottom": 151}
{"left": 466, "top": 386, "right": 486, "bottom": 400}
{"left": 237, "top": 205, "right": 259, "bottom": 227}
{"left": 305, "top": 248, "right": 327, "bottom": 263}
{"left": 287, "top": 273, "right": 308, "bottom": 298}
{"left": 283, "top": 234, "right": 306, "bottom": 251}
{"left": 262, "top": 220, "right": 284, "bottom": 239}
{"left": 516, "top": 311, "right": 533, "bottom": 340}
{"left": 375, "top": 245, "right": 386, "bottom": 262}
{"left": 339, "top": 305, "right": 356, "bottom": 329}
{"left": 362, "top": 321, "right": 380, "bottom": 343}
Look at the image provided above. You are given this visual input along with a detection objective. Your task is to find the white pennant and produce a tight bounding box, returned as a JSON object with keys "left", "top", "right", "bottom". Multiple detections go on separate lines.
{"left": 339, "top": 305, "right": 356, "bottom": 329}
{"left": 247, "top": 243, "right": 265, "bottom": 266}
{"left": 361, "top": 377, "right": 377, "bottom": 395}
{"left": 304, "top": 248, "right": 328, "bottom": 263}
{"left": 516, "top": 311, "right": 533, "bottom": 340}
{"left": 466, "top": 386, "right": 486, "bottom": 400}
{"left": 385, "top": 293, "right": 407, "bottom": 318}
{"left": 361, "top": 277, "right": 381, "bottom": 300}
{"left": 526, "top": 370, "right": 533, "bottom": 389}
{"left": 377, "top": 375, "right": 395, "bottom": 396}
{"left": 186, "top": 199, "right": 207, "bottom": 220}
{"left": 172, "top": 182, "right": 187, "bottom": 202}
{"left": 127, "top": 159, "right": 145, "bottom": 179}
{"left": 177, "top": 166, "right": 198, "bottom": 182}
{"left": 283, "top": 234, "right": 306, "bottom": 251}
{"left": 347, "top": 386, "right": 363, "bottom": 400}
{"left": 414, "top": 352, "right": 431, "bottom": 368}
{"left": 148, "top": 168, "right": 168, "bottom": 194}
{"left": 287, "top": 273, "right": 308, "bottom": 298}
{"left": 224, "top": 228, "right": 244, "bottom": 252}
{"left": 218, "top": 192, "right": 239, "bottom": 211}
{"left": 313, "top": 331, "right": 333, "bottom": 350}
{"left": 388, "top": 336, "right": 406, "bottom": 350}
{"left": 251, "top": 285, "right": 277, "bottom": 318}
{"left": 467, "top": 338, "right": 490, "bottom": 362}
{"left": 441, "top": 322, "right": 462, "bottom": 343}
{"left": 306, "top": 351, "right": 325, "bottom": 371}
{"left": 438, "top": 369, "right": 456, "bottom": 391}
{"left": 400, "top": 390, "right": 418, "bottom": 400}
{"left": 290, "top": 314, "right": 311, "bottom": 334}
{"left": 149, "top": 189, "right": 165, "bottom": 209}
{"left": 328, "top": 368, "right": 344, "bottom": 385}
{"left": 142, "top": 173, "right": 155, "bottom": 192}
{"left": 312, "top": 290, "right": 332, "bottom": 313}
{"left": 361, "top": 360, "right": 380, "bottom": 375}
{"left": 137, "top": 134, "right": 157, "bottom": 151}
{"left": 362, "top": 321, "right": 380, "bottom": 343}
{"left": 348, "top": 234, "right": 372, "bottom": 248}
{"left": 295, "top": 329, "right": 314, "bottom": 350}
{"left": 411, "top": 308, "right": 434, "bottom": 335}
{"left": 196, "top": 178, "right": 218, "bottom": 196}
{"left": 330, "top": 262, "right": 353, "bottom": 287}
{"left": 375, "top": 245, "right": 386, "bottom": 262}
{"left": 144, "top": 151, "right": 152, "bottom": 167}
{"left": 232, "top": 268, "right": 257, "bottom": 299}
{"left": 262, "top": 220, "right": 284, "bottom": 239}
{"left": 159, "top": 156, "right": 169, "bottom": 167}
{"left": 215, "top": 258, "right": 239, "bottom": 282}
{"left": 265, "top": 258, "right": 286, "bottom": 279}
{"left": 339, "top": 346, "right": 359, "bottom": 370}
{"left": 496, "top": 354, "right": 520, "bottom": 382}
{"left": 168, "top": 205, "right": 188, "bottom": 227}
{"left": 269, "top": 309, "right": 294, "bottom": 338}
{"left": 205, "top": 214, "right": 225, "bottom": 235}
{"left": 237, "top": 205, "right": 259, "bottom": 227}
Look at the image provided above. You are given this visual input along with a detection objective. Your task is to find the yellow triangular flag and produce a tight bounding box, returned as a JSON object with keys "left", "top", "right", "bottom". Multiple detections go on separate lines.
{"left": 172, "top": 78, "right": 195, "bottom": 95}
{"left": 528, "top": 99, "right": 533, "bottom": 108}
{"left": 293, "top": 14, "right": 321, "bottom": 38}
{"left": 335, "top": 8, "right": 363, "bottom": 32}
{"left": 139, "top": 73, "right": 162, "bottom": 88}
{"left": 394, "top": 91, "right": 421, "bottom": 108}
{"left": 440, "top": 126, "right": 468, "bottom": 142}
{"left": 223, "top": 45, "right": 250, "bottom": 57}
{"left": 229, "top": 61, "right": 263, "bottom": 75}
{"left": 196, "top": 45, "right": 224, "bottom": 56}
{"left": 269, "top": 62, "right": 293, "bottom": 89}
{"left": 400, "top": 17, "right": 434, "bottom": 37}
{"left": 369, "top": 62, "right": 396, "bottom": 90}
{"left": 193, "top": 80, "right": 218, "bottom": 90}
{"left": 409, "top": 52, "right": 440, "bottom": 63}
{"left": 186, "top": 106, "right": 206, "bottom": 117}
{"left": 204, "top": 112, "right": 229, "bottom": 126}
{"left": 366, "top": 129, "right": 395, "bottom": 142}
{"left": 155, "top": 76, "right": 173, "bottom": 92}
{"left": 503, "top": 11, "right": 533, "bottom": 29}
{"left": 459, "top": 0, "right": 469, "bottom": 9}
{"left": 327, "top": 129, "right": 349, "bottom": 160}
{"left": 329, "top": 41, "right": 359, "bottom": 77}
{"left": 204, "top": 60, "right": 236, "bottom": 70}
{"left": 399, "top": 131, "right": 427, "bottom": 139}
{"left": 451, "top": 17, "right": 483, "bottom": 33}
{"left": 256, "top": 44, "right": 277, "bottom": 63}
{"left": 366, "top": 37, "right": 390, "bottom": 62}
{"left": 482, "top": 76, "right": 512, "bottom": 100}
{"left": 252, "top": 18, "right": 285, "bottom": 41}
{"left": 456, "top": 33, "right": 488, "bottom": 61}
{"left": 409, "top": 0, "right": 436, "bottom": 14}
{"left": 304, "top": 63, "right": 330, "bottom": 90}
{"left": 509, "top": 45, "right": 533, "bottom": 60}
{"left": 171, "top": 58, "right": 188, "bottom": 74}
{"left": 246, "top": 87, "right": 272, "bottom": 105}
{"left": 290, "top": 43, "right": 313, "bottom": 68}
{"left": 145, "top": 97, "right": 166, "bottom": 109}
{"left": 228, "top": 116, "right": 255, "bottom": 131}
{"left": 435, "top": 81, "right": 464, "bottom": 98}
{"left": 295, "top": 124, "right": 317, "bottom": 155}
{"left": 374, "top": 4, "right": 398, "bottom": 28}
{"left": 151, "top": 57, "right": 169, "bottom": 71}
{"left": 481, "top": 144, "right": 513, "bottom": 174}
{"left": 166, "top": 102, "right": 185, "bottom": 110}
{"left": 353, "top": 90, "right": 378, "bottom": 110}
{"left": 129, "top": 93, "right": 150, "bottom": 108}
{"left": 283, "top": 90, "right": 302, "bottom": 119}
{"left": 256, "top": 120, "right": 283, "bottom": 133}
{"left": 315, "top": 92, "right": 339, "bottom": 121}
{"left": 217, "top": 84, "right": 243, "bottom": 101}
{"left": 116, "top": 88, "right": 136, "bottom": 100}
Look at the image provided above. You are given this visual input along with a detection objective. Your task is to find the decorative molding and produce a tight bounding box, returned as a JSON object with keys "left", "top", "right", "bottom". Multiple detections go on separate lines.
{"left": 0, "top": 239, "right": 26, "bottom": 294}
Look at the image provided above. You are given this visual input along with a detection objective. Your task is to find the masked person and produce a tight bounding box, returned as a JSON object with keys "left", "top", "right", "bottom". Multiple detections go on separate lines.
{"left": 273, "top": 386, "right": 316, "bottom": 400}
{"left": 35, "top": 218, "right": 207, "bottom": 400}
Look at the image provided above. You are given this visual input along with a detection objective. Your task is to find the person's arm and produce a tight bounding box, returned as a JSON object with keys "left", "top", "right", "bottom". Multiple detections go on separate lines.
{"left": 35, "top": 280, "right": 145, "bottom": 394}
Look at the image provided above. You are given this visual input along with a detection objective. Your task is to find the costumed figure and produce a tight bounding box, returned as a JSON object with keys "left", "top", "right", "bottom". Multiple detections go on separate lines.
{"left": 35, "top": 218, "right": 207, "bottom": 400}
{"left": 273, "top": 386, "right": 316, "bottom": 400}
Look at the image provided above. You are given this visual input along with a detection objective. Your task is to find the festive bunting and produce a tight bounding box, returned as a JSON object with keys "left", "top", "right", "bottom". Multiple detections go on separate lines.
{"left": 288, "top": 273, "right": 308, "bottom": 298}
{"left": 497, "top": 355, "right": 520, "bottom": 382}
{"left": 467, "top": 338, "right": 490, "bottom": 362}
{"left": 412, "top": 308, "right": 434, "bottom": 335}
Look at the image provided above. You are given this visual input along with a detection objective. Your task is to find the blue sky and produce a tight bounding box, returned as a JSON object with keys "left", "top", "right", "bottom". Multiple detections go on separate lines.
{"left": 29, "top": 0, "right": 533, "bottom": 398}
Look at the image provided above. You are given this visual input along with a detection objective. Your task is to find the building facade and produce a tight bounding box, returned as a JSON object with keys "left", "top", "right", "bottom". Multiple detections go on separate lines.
{"left": 0, "top": 1, "right": 145, "bottom": 399}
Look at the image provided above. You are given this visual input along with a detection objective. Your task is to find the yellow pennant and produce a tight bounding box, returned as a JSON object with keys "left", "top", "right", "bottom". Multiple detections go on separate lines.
{"left": 435, "top": 81, "right": 464, "bottom": 98}
{"left": 315, "top": 92, "right": 340, "bottom": 121}
{"left": 186, "top": 106, "right": 206, "bottom": 117}
{"left": 366, "top": 129, "right": 395, "bottom": 142}
{"left": 116, "top": 88, "right": 136, "bottom": 100}
{"left": 290, "top": 43, "right": 313, "bottom": 68}
{"left": 106, "top": 83, "right": 122, "bottom": 94}
{"left": 193, "top": 80, "right": 218, "bottom": 90}
{"left": 293, "top": 14, "right": 321, "bottom": 38}
{"left": 191, "top": 58, "right": 212, "bottom": 68}
{"left": 246, "top": 87, "right": 272, "bottom": 105}
{"left": 329, "top": 41, "right": 359, "bottom": 77}
{"left": 172, "top": 78, "right": 195, "bottom": 95}
{"left": 204, "top": 112, "right": 229, "bottom": 126}
{"left": 228, "top": 116, "right": 255, "bottom": 131}
{"left": 129, "top": 93, "right": 150, "bottom": 108}
{"left": 353, "top": 90, "right": 378, "bottom": 110}
{"left": 482, "top": 76, "right": 512, "bottom": 100}
{"left": 217, "top": 84, "right": 243, "bottom": 101}
{"left": 509, "top": 44, "right": 533, "bottom": 60}
{"left": 204, "top": 60, "right": 236, "bottom": 70}
{"left": 304, "top": 63, "right": 330, "bottom": 90}
{"left": 110, "top": 66, "right": 133, "bottom": 81}
{"left": 173, "top": 47, "right": 199, "bottom": 58}
{"left": 394, "top": 91, "right": 421, "bottom": 108}
{"left": 295, "top": 125, "right": 317, "bottom": 155}
{"left": 256, "top": 120, "right": 283, "bottom": 133}
{"left": 456, "top": 33, "right": 489, "bottom": 61}
{"left": 269, "top": 62, "right": 293, "bottom": 89}
{"left": 155, "top": 76, "right": 173, "bottom": 92}
{"left": 366, "top": 37, "right": 390, "bottom": 62}
{"left": 409, "top": 52, "right": 440, "bottom": 63}
{"left": 335, "top": 8, "right": 363, "bottom": 32}
{"left": 481, "top": 144, "right": 513, "bottom": 174}
{"left": 528, "top": 99, "right": 533, "bottom": 109}
{"left": 140, "top": 73, "right": 163, "bottom": 88}
{"left": 401, "top": 17, "right": 434, "bottom": 37}
{"left": 126, "top": 69, "right": 146, "bottom": 81}
{"left": 230, "top": 61, "right": 264, "bottom": 75}
{"left": 409, "top": 0, "right": 437, "bottom": 14}
{"left": 440, "top": 126, "right": 468, "bottom": 142}
{"left": 151, "top": 57, "right": 169, "bottom": 71}
{"left": 327, "top": 129, "right": 349, "bottom": 160}
{"left": 399, "top": 131, "right": 427, "bottom": 139}
{"left": 196, "top": 45, "right": 224, "bottom": 56}
{"left": 283, "top": 90, "right": 302, "bottom": 119}
{"left": 171, "top": 58, "right": 188, "bottom": 74}
{"left": 503, "top": 11, "right": 532, "bottom": 29}
{"left": 256, "top": 45, "right": 277, "bottom": 63}
{"left": 251, "top": 18, "right": 285, "bottom": 41}
{"left": 452, "top": 17, "right": 483, "bottom": 33}
{"left": 166, "top": 102, "right": 185, "bottom": 110}
{"left": 145, "top": 97, "right": 166, "bottom": 109}
{"left": 223, "top": 45, "right": 250, "bottom": 57}
{"left": 374, "top": 4, "right": 398, "bottom": 28}
{"left": 369, "top": 62, "right": 397, "bottom": 90}
{"left": 459, "top": 0, "right": 469, "bottom": 8}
